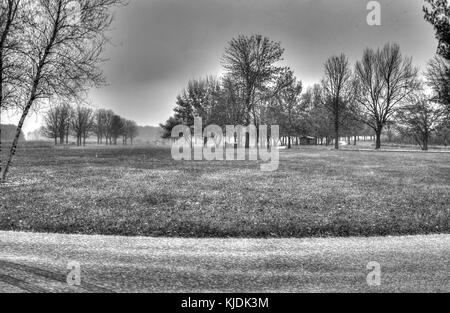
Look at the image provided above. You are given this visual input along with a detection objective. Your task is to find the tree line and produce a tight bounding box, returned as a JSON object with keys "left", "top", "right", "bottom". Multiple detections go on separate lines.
{"left": 161, "top": 0, "right": 450, "bottom": 151}
{"left": 42, "top": 104, "right": 139, "bottom": 146}
{"left": 0, "top": 124, "right": 24, "bottom": 142}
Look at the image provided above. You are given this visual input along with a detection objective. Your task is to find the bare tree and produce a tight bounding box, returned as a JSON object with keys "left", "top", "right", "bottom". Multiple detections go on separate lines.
{"left": 42, "top": 103, "right": 72, "bottom": 145}
{"left": 354, "top": 43, "right": 418, "bottom": 149}
{"left": 123, "top": 119, "right": 138, "bottom": 145}
{"left": 103, "top": 109, "right": 115, "bottom": 145}
{"left": 110, "top": 114, "right": 123, "bottom": 145}
{"left": 57, "top": 103, "right": 72, "bottom": 145}
{"left": 396, "top": 92, "right": 444, "bottom": 151}
{"left": 322, "top": 54, "right": 353, "bottom": 150}
{"left": 71, "top": 106, "right": 94, "bottom": 146}
{"left": 0, "top": 0, "right": 22, "bottom": 177}
{"left": 222, "top": 34, "right": 286, "bottom": 148}
{"left": 42, "top": 106, "right": 60, "bottom": 145}
{"left": 303, "top": 84, "right": 334, "bottom": 145}
{"left": 1, "top": 0, "right": 124, "bottom": 182}
{"left": 275, "top": 70, "right": 303, "bottom": 149}
{"left": 94, "top": 109, "right": 107, "bottom": 144}
{"left": 120, "top": 117, "right": 127, "bottom": 144}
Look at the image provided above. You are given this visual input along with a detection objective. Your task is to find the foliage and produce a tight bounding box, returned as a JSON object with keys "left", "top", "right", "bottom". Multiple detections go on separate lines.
{"left": 424, "top": 0, "right": 450, "bottom": 60}
{"left": 396, "top": 92, "right": 445, "bottom": 150}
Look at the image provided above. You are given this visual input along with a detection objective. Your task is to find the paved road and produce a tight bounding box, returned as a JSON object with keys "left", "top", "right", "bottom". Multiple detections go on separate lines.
{"left": 0, "top": 231, "right": 448, "bottom": 293}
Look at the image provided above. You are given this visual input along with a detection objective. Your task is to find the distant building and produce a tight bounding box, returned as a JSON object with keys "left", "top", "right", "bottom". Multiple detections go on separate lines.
{"left": 300, "top": 136, "right": 317, "bottom": 145}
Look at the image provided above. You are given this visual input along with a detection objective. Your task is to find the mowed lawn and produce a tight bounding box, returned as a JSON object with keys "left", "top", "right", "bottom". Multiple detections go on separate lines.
{"left": 0, "top": 143, "right": 449, "bottom": 238}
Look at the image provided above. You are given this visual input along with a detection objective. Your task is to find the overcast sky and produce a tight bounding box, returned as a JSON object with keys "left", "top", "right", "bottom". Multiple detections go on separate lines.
{"left": 8, "top": 0, "right": 439, "bottom": 134}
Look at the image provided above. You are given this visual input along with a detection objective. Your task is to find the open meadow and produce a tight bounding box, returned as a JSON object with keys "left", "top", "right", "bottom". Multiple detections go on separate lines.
{"left": 1, "top": 143, "right": 449, "bottom": 238}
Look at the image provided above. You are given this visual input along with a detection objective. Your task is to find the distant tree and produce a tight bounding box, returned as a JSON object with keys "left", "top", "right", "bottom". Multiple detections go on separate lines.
{"left": 110, "top": 114, "right": 124, "bottom": 145}
{"left": 42, "top": 103, "right": 72, "bottom": 145}
{"left": 385, "top": 120, "right": 396, "bottom": 143}
{"left": 123, "top": 120, "right": 138, "bottom": 145}
{"left": 120, "top": 117, "right": 127, "bottom": 144}
{"left": 160, "top": 116, "right": 182, "bottom": 140}
{"left": 160, "top": 76, "right": 224, "bottom": 146}
{"left": 103, "top": 110, "right": 115, "bottom": 145}
{"left": 354, "top": 43, "right": 418, "bottom": 149}
{"left": 274, "top": 70, "right": 303, "bottom": 149}
{"left": 322, "top": 54, "right": 353, "bottom": 149}
{"left": 339, "top": 98, "right": 365, "bottom": 146}
{"left": 42, "top": 107, "right": 61, "bottom": 145}
{"left": 94, "top": 109, "right": 107, "bottom": 144}
{"left": 304, "top": 84, "right": 334, "bottom": 145}
{"left": 57, "top": 103, "right": 72, "bottom": 145}
{"left": 396, "top": 92, "right": 444, "bottom": 150}
{"left": 71, "top": 106, "right": 94, "bottom": 146}
{"left": 28, "top": 126, "right": 46, "bottom": 141}
{"left": 436, "top": 119, "right": 450, "bottom": 146}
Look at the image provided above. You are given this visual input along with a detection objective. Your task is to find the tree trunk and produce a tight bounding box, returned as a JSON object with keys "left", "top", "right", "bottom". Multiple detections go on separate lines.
{"left": 334, "top": 102, "right": 339, "bottom": 150}
{"left": 423, "top": 132, "right": 429, "bottom": 151}
{"left": 288, "top": 136, "right": 291, "bottom": 149}
{"left": 423, "top": 139, "right": 428, "bottom": 151}
{"left": 245, "top": 132, "right": 250, "bottom": 149}
{"left": 375, "top": 128, "right": 382, "bottom": 150}
{"left": 0, "top": 22, "right": 8, "bottom": 182}
{"left": 256, "top": 126, "right": 260, "bottom": 146}
{"left": 0, "top": 104, "right": 2, "bottom": 180}
{"left": 1, "top": 103, "right": 32, "bottom": 182}
{"left": 0, "top": 54, "right": 3, "bottom": 179}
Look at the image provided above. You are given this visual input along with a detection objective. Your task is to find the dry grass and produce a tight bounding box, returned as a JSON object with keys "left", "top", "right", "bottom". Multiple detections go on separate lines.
{"left": 1, "top": 143, "right": 449, "bottom": 237}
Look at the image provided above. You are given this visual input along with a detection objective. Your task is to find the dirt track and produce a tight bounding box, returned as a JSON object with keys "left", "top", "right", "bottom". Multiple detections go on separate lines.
{"left": 0, "top": 231, "right": 448, "bottom": 293}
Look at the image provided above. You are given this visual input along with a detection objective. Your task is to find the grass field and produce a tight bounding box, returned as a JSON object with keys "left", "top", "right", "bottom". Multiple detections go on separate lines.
{"left": 0, "top": 143, "right": 449, "bottom": 238}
